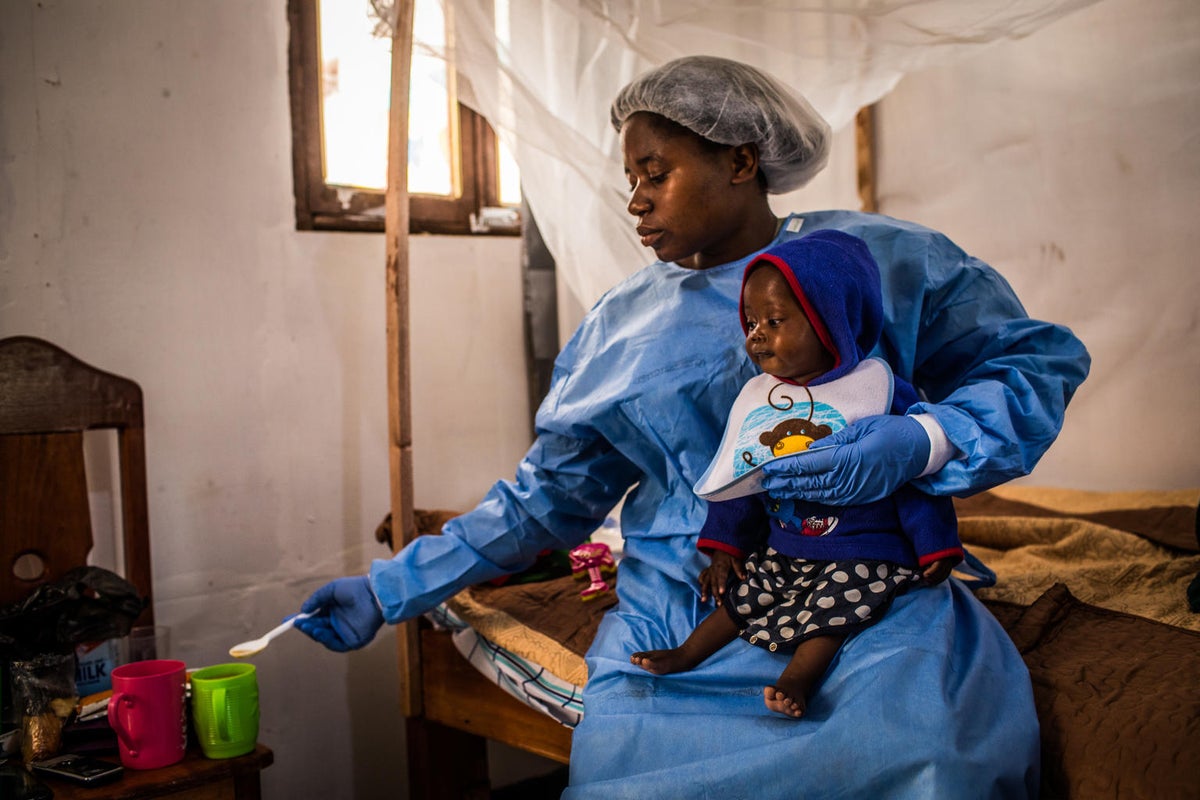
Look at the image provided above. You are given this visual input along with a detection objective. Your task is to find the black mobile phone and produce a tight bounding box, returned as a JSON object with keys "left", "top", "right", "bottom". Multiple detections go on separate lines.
{"left": 30, "top": 753, "right": 124, "bottom": 785}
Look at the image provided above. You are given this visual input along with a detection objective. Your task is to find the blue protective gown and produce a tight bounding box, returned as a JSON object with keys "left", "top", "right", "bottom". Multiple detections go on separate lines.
{"left": 371, "top": 210, "right": 1090, "bottom": 798}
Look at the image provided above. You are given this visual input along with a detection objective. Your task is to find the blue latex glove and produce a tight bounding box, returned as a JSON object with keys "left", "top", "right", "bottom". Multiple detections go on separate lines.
{"left": 294, "top": 576, "right": 385, "bottom": 652}
{"left": 759, "top": 414, "right": 932, "bottom": 506}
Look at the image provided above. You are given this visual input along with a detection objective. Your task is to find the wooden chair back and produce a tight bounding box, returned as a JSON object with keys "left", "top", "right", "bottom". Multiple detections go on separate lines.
{"left": 0, "top": 336, "right": 153, "bottom": 624}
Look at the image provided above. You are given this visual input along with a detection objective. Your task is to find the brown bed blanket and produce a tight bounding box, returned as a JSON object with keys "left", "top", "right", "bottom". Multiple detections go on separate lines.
{"left": 447, "top": 574, "right": 613, "bottom": 686}
{"left": 987, "top": 583, "right": 1200, "bottom": 798}
{"left": 411, "top": 509, "right": 611, "bottom": 686}
{"left": 955, "top": 487, "right": 1200, "bottom": 796}
{"left": 956, "top": 485, "right": 1200, "bottom": 631}
{"left": 430, "top": 487, "right": 1200, "bottom": 798}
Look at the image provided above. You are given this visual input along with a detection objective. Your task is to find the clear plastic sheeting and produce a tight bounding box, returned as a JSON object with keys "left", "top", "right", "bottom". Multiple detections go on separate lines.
{"left": 380, "top": 0, "right": 1102, "bottom": 308}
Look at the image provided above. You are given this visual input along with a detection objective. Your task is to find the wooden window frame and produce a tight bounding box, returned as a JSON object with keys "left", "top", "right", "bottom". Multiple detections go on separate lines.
{"left": 287, "top": 0, "right": 510, "bottom": 235}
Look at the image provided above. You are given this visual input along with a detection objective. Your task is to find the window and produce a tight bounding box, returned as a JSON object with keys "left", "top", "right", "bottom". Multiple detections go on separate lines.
{"left": 287, "top": 0, "right": 520, "bottom": 234}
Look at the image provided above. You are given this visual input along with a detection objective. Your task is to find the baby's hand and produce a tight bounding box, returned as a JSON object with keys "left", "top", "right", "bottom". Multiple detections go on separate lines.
{"left": 699, "top": 550, "right": 746, "bottom": 605}
{"left": 921, "top": 556, "right": 956, "bottom": 586}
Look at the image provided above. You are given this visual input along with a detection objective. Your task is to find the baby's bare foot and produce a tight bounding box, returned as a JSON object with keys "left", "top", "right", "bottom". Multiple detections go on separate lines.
{"left": 630, "top": 649, "right": 696, "bottom": 675}
{"left": 763, "top": 684, "right": 806, "bottom": 718}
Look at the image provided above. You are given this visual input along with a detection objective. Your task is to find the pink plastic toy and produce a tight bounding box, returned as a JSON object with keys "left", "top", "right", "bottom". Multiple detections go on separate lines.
{"left": 569, "top": 542, "right": 616, "bottom": 601}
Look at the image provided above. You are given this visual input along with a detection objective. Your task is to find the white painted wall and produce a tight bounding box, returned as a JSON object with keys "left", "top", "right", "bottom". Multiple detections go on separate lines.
{"left": 876, "top": 0, "right": 1200, "bottom": 490}
{"left": 1, "top": 2, "right": 529, "bottom": 798}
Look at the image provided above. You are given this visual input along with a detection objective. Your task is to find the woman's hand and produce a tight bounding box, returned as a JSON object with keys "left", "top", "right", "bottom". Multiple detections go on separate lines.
{"left": 295, "top": 576, "right": 385, "bottom": 652}
{"left": 699, "top": 551, "right": 746, "bottom": 605}
{"left": 759, "top": 415, "right": 932, "bottom": 505}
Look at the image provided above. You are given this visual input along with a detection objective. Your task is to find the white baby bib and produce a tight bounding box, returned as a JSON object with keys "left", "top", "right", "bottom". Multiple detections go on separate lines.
{"left": 693, "top": 357, "right": 894, "bottom": 501}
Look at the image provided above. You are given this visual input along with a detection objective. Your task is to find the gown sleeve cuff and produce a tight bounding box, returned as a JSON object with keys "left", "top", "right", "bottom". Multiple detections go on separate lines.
{"left": 698, "top": 538, "right": 745, "bottom": 560}
{"left": 910, "top": 413, "right": 959, "bottom": 478}
{"left": 918, "top": 547, "right": 964, "bottom": 567}
{"left": 367, "top": 578, "right": 385, "bottom": 614}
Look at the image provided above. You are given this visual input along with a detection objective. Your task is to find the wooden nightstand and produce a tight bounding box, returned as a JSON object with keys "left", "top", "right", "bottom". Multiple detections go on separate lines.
{"left": 35, "top": 745, "right": 272, "bottom": 800}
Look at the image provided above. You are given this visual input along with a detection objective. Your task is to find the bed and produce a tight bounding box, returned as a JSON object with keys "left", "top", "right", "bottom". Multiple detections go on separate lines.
{"left": 391, "top": 486, "right": 1200, "bottom": 799}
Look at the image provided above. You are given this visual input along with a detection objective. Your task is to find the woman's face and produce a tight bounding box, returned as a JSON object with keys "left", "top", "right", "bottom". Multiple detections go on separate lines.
{"left": 621, "top": 113, "right": 755, "bottom": 270}
{"left": 742, "top": 266, "right": 834, "bottom": 383}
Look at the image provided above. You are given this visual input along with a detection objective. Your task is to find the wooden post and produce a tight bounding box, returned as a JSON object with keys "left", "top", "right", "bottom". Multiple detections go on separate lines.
{"left": 855, "top": 104, "right": 878, "bottom": 214}
{"left": 384, "top": 0, "right": 421, "bottom": 720}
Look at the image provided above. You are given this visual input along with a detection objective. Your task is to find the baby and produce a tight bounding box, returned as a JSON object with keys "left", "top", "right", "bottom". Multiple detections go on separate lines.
{"left": 632, "top": 230, "right": 962, "bottom": 718}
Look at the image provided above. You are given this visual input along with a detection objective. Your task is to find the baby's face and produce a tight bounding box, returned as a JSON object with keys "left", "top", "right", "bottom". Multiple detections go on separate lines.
{"left": 742, "top": 267, "right": 834, "bottom": 383}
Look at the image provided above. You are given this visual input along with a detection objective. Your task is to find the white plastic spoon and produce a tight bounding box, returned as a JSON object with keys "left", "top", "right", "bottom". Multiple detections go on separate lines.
{"left": 229, "top": 612, "right": 314, "bottom": 658}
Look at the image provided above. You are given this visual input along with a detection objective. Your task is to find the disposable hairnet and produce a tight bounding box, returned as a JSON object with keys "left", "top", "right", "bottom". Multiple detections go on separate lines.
{"left": 611, "top": 55, "right": 831, "bottom": 194}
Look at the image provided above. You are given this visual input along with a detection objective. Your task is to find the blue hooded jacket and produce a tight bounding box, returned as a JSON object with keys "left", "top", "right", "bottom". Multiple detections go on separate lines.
{"left": 698, "top": 230, "right": 963, "bottom": 568}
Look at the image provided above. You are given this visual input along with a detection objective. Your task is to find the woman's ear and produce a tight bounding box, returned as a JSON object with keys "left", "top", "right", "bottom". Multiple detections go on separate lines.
{"left": 729, "top": 143, "right": 762, "bottom": 187}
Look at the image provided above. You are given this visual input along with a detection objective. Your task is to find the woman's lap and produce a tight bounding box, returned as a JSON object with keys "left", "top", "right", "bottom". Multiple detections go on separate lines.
{"left": 565, "top": 577, "right": 1039, "bottom": 799}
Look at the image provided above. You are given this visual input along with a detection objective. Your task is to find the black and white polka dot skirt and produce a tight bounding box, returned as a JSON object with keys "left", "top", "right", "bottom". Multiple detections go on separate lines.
{"left": 723, "top": 547, "right": 920, "bottom": 654}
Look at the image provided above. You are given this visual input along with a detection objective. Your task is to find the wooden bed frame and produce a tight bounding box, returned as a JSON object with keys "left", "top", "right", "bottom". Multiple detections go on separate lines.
{"left": 379, "top": 9, "right": 878, "bottom": 796}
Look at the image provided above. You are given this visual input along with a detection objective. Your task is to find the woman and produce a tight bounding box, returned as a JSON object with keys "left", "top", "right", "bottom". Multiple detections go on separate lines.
{"left": 299, "top": 55, "right": 1089, "bottom": 797}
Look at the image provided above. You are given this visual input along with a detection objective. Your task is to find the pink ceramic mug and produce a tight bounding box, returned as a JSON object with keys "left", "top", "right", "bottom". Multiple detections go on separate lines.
{"left": 106, "top": 659, "right": 188, "bottom": 769}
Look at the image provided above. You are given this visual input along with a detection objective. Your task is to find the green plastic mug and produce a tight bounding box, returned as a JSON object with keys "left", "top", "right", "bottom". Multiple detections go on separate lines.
{"left": 189, "top": 663, "right": 259, "bottom": 759}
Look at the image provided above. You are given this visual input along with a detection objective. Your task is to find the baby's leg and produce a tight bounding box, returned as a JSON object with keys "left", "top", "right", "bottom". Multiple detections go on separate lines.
{"left": 764, "top": 634, "right": 846, "bottom": 718}
{"left": 631, "top": 607, "right": 739, "bottom": 675}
